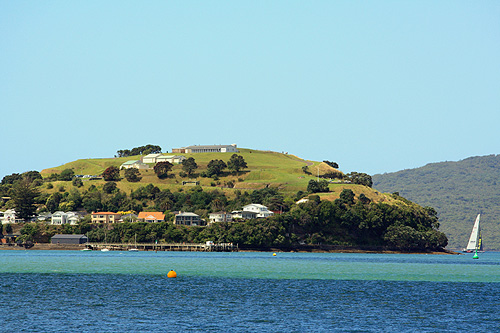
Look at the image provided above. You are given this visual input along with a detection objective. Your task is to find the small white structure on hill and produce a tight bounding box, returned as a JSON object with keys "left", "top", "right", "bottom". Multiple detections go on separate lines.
{"left": 120, "top": 160, "right": 149, "bottom": 169}
{"left": 143, "top": 153, "right": 163, "bottom": 164}
{"left": 156, "top": 155, "right": 187, "bottom": 164}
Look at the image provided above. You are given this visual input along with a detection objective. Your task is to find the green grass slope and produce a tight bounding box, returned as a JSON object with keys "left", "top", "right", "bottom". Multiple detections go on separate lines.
{"left": 41, "top": 148, "right": 392, "bottom": 202}
{"left": 373, "top": 154, "right": 500, "bottom": 250}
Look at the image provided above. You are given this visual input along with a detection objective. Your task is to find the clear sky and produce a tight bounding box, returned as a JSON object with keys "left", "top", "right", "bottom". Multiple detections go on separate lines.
{"left": 1, "top": 1, "right": 499, "bottom": 179}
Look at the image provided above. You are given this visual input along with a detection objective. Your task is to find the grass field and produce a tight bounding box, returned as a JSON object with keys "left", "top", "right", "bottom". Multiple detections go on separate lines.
{"left": 41, "top": 148, "right": 392, "bottom": 202}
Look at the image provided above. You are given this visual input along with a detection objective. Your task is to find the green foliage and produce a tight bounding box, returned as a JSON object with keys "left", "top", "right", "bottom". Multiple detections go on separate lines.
{"left": 5, "top": 224, "right": 13, "bottom": 234}
{"left": 59, "top": 169, "right": 75, "bottom": 181}
{"left": 206, "top": 159, "right": 227, "bottom": 177}
{"left": 323, "top": 160, "right": 339, "bottom": 169}
{"left": 346, "top": 172, "right": 373, "bottom": 187}
{"left": 302, "top": 166, "right": 311, "bottom": 175}
{"left": 117, "top": 144, "right": 162, "bottom": 157}
{"left": 2, "top": 171, "right": 41, "bottom": 185}
{"left": 154, "top": 162, "right": 173, "bottom": 179}
{"left": 102, "top": 166, "right": 120, "bottom": 181}
{"left": 307, "top": 179, "right": 329, "bottom": 193}
{"left": 103, "top": 182, "right": 118, "bottom": 194}
{"left": 12, "top": 177, "right": 40, "bottom": 221}
{"left": 46, "top": 193, "right": 62, "bottom": 213}
{"left": 227, "top": 154, "right": 247, "bottom": 174}
{"left": 339, "top": 189, "right": 355, "bottom": 205}
{"left": 181, "top": 157, "right": 198, "bottom": 177}
{"left": 124, "top": 168, "right": 142, "bottom": 182}
{"left": 1, "top": 173, "right": 22, "bottom": 185}
{"left": 72, "top": 177, "right": 83, "bottom": 187}
{"left": 373, "top": 154, "right": 500, "bottom": 250}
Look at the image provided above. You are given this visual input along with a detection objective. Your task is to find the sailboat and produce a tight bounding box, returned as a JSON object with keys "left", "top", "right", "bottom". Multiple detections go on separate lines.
{"left": 101, "top": 231, "right": 110, "bottom": 252}
{"left": 128, "top": 233, "right": 139, "bottom": 252}
{"left": 462, "top": 214, "right": 483, "bottom": 253}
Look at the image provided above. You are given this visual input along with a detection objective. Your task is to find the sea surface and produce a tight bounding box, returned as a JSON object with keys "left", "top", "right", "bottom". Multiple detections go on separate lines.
{"left": 1, "top": 250, "right": 499, "bottom": 332}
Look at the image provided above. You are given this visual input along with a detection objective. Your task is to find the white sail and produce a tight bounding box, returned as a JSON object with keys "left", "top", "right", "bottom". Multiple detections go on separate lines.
{"left": 465, "top": 214, "right": 481, "bottom": 251}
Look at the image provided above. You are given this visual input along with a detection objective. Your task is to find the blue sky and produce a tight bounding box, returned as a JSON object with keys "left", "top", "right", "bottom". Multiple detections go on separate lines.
{"left": 1, "top": 1, "right": 499, "bottom": 179}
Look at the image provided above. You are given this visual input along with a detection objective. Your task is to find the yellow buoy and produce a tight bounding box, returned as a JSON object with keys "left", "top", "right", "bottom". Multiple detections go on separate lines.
{"left": 167, "top": 270, "right": 177, "bottom": 278}
{"left": 273, "top": 253, "right": 277, "bottom": 256}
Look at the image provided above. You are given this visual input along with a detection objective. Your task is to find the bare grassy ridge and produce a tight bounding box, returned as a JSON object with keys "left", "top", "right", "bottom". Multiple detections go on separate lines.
{"left": 41, "top": 148, "right": 392, "bottom": 202}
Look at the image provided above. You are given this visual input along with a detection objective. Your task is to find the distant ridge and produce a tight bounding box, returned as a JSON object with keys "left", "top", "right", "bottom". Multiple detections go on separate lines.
{"left": 373, "top": 154, "right": 500, "bottom": 250}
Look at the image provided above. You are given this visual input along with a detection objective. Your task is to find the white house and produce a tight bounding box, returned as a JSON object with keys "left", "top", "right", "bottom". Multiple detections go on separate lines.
{"left": 242, "top": 204, "right": 274, "bottom": 218}
{"left": 296, "top": 198, "right": 309, "bottom": 204}
{"left": 0, "top": 209, "right": 23, "bottom": 224}
{"left": 51, "top": 211, "right": 80, "bottom": 225}
{"left": 156, "top": 155, "right": 187, "bottom": 164}
{"left": 231, "top": 210, "right": 258, "bottom": 220}
{"left": 120, "top": 160, "right": 149, "bottom": 170}
{"left": 143, "top": 153, "right": 163, "bottom": 164}
{"left": 208, "top": 212, "right": 233, "bottom": 224}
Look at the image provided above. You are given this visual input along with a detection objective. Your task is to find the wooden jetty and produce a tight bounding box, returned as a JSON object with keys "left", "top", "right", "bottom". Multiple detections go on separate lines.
{"left": 86, "top": 242, "right": 238, "bottom": 252}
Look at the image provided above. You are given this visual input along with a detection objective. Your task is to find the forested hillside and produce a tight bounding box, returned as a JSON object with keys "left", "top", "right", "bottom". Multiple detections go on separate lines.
{"left": 372, "top": 155, "right": 500, "bottom": 250}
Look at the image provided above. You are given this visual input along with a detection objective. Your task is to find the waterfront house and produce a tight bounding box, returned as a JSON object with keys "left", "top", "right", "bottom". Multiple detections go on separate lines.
{"left": 174, "top": 212, "right": 206, "bottom": 226}
{"left": 172, "top": 144, "right": 238, "bottom": 154}
{"left": 208, "top": 212, "right": 233, "bottom": 224}
{"left": 51, "top": 211, "right": 81, "bottom": 225}
{"left": 91, "top": 212, "right": 121, "bottom": 224}
{"left": 138, "top": 211, "right": 165, "bottom": 223}
{"left": 242, "top": 204, "right": 274, "bottom": 218}
{"left": 51, "top": 234, "right": 88, "bottom": 245}
{"left": 0, "top": 209, "right": 23, "bottom": 224}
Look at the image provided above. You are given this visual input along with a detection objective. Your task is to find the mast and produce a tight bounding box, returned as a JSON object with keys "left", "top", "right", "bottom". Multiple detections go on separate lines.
{"left": 466, "top": 214, "right": 481, "bottom": 251}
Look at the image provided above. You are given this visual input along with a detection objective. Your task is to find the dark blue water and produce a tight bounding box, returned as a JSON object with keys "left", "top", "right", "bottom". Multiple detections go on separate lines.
{"left": 1, "top": 251, "right": 499, "bottom": 332}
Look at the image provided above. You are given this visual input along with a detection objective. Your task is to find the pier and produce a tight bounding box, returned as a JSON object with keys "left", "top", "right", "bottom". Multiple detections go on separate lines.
{"left": 85, "top": 242, "right": 238, "bottom": 252}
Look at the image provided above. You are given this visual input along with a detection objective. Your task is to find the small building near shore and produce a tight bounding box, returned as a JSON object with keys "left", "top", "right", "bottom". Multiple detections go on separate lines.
{"left": 51, "top": 234, "right": 88, "bottom": 245}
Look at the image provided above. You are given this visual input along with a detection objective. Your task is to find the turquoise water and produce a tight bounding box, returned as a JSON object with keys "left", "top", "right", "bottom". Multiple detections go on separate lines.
{"left": 2, "top": 250, "right": 500, "bottom": 282}
{"left": 1, "top": 251, "right": 500, "bottom": 331}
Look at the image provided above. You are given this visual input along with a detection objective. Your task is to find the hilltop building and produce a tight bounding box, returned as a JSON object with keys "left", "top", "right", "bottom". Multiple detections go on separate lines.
{"left": 142, "top": 153, "right": 163, "bottom": 164}
{"left": 172, "top": 144, "right": 238, "bottom": 154}
{"left": 120, "top": 160, "right": 149, "bottom": 170}
{"left": 156, "top": 155, "right": 187, "bottom": 164}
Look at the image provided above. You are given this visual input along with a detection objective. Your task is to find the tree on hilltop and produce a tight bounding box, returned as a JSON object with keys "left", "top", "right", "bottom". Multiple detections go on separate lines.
{"left": 182, "top": 157, "right": 198, "bottom": 177}
{"left": 207, "top": 159, "right": 227, "bottom": 177}
{"left": 102, "top": 166, "right": 120, "bottom": 181}
{"left": 124, "top": 168, "right": 142, "bottom": 182}
{"left": 227, "top": 154, "right": 247, "bottom": 174}
{"left": 154, "top": 161, "right": 173, "bottom": 179}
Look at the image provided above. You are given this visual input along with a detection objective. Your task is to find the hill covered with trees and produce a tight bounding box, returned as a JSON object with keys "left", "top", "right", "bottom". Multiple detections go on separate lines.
{"left": 372, "top": 154, "right": 500, "bottom": 250}
{"left": 0, "top": 148, "right": 448, "bottom": 252}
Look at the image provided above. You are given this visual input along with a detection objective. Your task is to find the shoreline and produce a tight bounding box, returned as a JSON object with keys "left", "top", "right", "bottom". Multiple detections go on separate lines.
{"left": 0, "top": 243, "right": 461, "bottom": 255}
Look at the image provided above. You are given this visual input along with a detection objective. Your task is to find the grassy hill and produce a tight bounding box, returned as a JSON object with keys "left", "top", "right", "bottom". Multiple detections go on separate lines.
{"left": 372, "top": 154, "right": 500, "bottom": 250}
{"left": 41, "top": 148, "right": 392, "bottom": 203}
